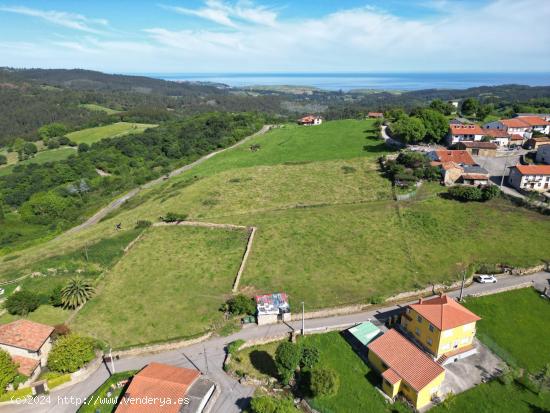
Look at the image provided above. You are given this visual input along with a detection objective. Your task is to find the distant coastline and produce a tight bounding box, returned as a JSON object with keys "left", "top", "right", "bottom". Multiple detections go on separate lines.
{"left": 137, "top": 72, "right": 550, "bottom": 92}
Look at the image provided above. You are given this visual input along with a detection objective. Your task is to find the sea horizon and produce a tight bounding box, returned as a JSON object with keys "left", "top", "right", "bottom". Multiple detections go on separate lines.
{"left": 135, "top": 72, "right": 550, "bottom": 92}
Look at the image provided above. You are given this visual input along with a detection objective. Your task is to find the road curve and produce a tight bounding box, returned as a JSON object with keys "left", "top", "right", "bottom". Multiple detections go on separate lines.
{"left": 63, "top": 125, "right": 272, "bottom": 236}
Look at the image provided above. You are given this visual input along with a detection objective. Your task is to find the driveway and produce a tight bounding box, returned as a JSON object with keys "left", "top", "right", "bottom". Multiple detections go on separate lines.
{"left": 1, "top": 271, "right": 548, "bottom": 413}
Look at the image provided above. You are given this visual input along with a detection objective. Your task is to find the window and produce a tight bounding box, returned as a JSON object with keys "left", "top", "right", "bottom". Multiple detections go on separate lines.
{"left": 427, "top": 338, "right": 433, "bottom": 346}
{"left": 415, "top": 328, "right": 421, "bottom": 336}
{"left": 417, "top": 315, "right": 423, "bottom": 323}
{"left": 429, "top": 324, "right": 434, "bottom": 332}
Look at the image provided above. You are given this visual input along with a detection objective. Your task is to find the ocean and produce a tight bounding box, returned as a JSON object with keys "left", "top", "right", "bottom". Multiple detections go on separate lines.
{"left": 144, "top": 72, "right": 550, "bottom": 92}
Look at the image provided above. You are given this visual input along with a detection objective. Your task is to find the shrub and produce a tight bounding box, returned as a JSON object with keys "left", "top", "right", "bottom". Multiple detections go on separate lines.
{"left": 77, "top": 143, "right": 90, "bottom": 153}
{"left": 160, "top": 212, "right": 188, "bottom": 223}
{"left": 369, "top": 295, "right": 385, "bottom": 305}
{"left": 227, "top": 339, "right": 245, "bottom": 356}
{"left": 47, "top": 334, "right": 96, "bottom": 373}
{"left": 0, "top": 154, "right": 6, "bottom": 165}
{"left": 49, "top": 285, "right": 63, "bottom": 307}
{"left": 448, "top": 185, "right": 483, "bottom": 202}
{"left": 5, "top": 290, "right": 40, "bottom": 315}
{"left": 250, "top": 395, "right": 299, "bottom": 413}
{"left": 52, "top": 324, "right": 71, "bottom": 339}
{"left": 482, "top": 185, "right": 501, "bottom": 201}
{"left": 134, "top": 220, "right": 152, "bottom": 229}
{"left": 300, "top": 345, "right": 320, "bottom": 369}
{"left": 275, "top": 342, "right": 301, "bottom": 384}
{"left": 0, "top": 350, "right": 18, "bottom": 395}
{"left": 310, "top": 367, "right": 340, "bottom": 397}
{"left": 225, "top": 294, "right": 256, "bottom": 316}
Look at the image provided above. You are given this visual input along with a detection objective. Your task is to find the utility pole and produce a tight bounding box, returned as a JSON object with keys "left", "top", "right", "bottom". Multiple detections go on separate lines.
{"left": 459, "top": 269, "right": 466, "bottom": 302}
{"left": 500, "top": 153, "right": 514, "bottom": 188}
{"left": 301, "top": 301, "right": 305, "bottom": 335}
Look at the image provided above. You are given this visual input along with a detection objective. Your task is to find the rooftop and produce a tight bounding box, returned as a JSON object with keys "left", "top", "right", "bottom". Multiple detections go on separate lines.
{"left": 481, "top": 128, "right": 510, "bottom": 138}
{"left": 408, "top": 294, "right": 481, "bottom": 331}
{"left": 11, "top": 355, "right": 40, "bottom": 377}
{"left": 434, "top": 150, "right": 476, "bottom": 166}
{"left": 348, "top": 322, "right": 382, "bottom": 346}
{"left": 449, "top": 124, "right": 484, "bottom": 135}
{"left": 0, "top": 320, "right": 54, "bottom": 352}
{"left": 514, "top": 116, "right": 550, "bottom": 127}
{"left": 513, "top": 164, "right": 550, "bottom": 176}
{"left": 501, "top": 118, "right": 531, "bottom": 128}
{"left": 115, "top": 363, "right": 201, "bottom": 413}
{"left": 459, "top": 141, "right": 498, "bottom": 149}
{"left": 256, "top": 292, "right": 290, "bottom": 315}
{"left": 367, "top": 329, "right": 445, "bottom": 391}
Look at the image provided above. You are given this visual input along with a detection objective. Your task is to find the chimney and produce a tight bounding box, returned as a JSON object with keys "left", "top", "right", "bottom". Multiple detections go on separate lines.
{"left": 418, "top": 297, "right": 423, "bottom": 304}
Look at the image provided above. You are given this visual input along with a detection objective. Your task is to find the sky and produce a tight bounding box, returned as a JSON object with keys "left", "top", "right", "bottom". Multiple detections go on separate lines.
{"left": 0, "top": 0, "right": 549, "bottom": 74}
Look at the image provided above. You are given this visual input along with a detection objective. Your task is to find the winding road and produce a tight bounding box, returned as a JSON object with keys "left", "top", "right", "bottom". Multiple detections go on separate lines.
{"left": 63, "top": 125, "right": 272, "bottom": 236}
{"left": 1, "top": 271, "right": 547, "bottom": 413}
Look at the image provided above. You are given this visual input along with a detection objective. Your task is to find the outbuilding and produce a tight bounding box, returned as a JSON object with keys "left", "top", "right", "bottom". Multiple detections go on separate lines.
{"left": 255, "top": 293, "right": 291, "bottom": 325}
{"left": 456, "top": 141, "right": 498, "bottom": 157}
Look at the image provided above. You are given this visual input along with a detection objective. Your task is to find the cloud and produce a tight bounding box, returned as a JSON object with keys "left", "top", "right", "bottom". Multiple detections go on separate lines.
{"left": 160, "top": 0, "right": 278, "bottom": 28}
{"left": 0, "top": 6, "right": 109, "bottom": 34}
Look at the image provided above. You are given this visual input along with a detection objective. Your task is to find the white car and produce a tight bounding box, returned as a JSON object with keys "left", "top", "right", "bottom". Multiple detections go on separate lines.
{"left": 475, "top": 275, "right": 497, "bottom": 284}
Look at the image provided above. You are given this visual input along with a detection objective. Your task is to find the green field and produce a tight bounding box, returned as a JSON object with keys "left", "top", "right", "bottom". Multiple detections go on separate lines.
{"left": 463, "top": 288, "right": 550, "bottom": 372}
{"left": 0, "top": 147, "right": 76, "bottom": 176}
{"left": 80, "top": 103, "right": 121, "bottom": 115}
{"left": 66, "top": 122, "right": 157, "bottom": 145}
{"left": 72, "top": 225, "right": 249, "bottom": 348}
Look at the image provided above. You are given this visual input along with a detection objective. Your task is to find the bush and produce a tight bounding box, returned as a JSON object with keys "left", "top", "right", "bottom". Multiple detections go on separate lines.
{"left": 77, "top": 143, "right": 89, "bottom": 153}
{"left": 275, "top": 342, "right": 301, "bottom": 384}
{"left": 160, "top": 212, "right": 188, "bottom": 223}
{"left": 0, "top": 350, "right": 18, "bottom": 395}
{"left": 52, "top": 324, "right": 71, "bottom": 339}
{"left": 49, "top": 285, "right": 63, "bottom": 307}
{"left": 482, "top": 185, "right": 501, "bottom": 201}
{"left": 225, "top": 294, "right": 256, "bottom": 316}
{"left": 250, "top": 395, "right": 299, "bottom": 413}
{"left": 134, "top": 220, "right": 152, "bottom": 229}
{"left": 448, "top": 185, "right": 483, "bottom": 202}
{"left": 300, "top": 345, "right": 320, "bottom": 369}
{"left": 227, "top": 339, "right": 245, "bottom": 355}
{"left": 310, "top": 367, "right": 340, "bottom": 397}
{"left": 0, "top": 154, "right": 6, "bottom": 165}
{"left": 5, "top": 290, "right": 40, "bottom": 315}
{"left": 47, "top": 334, "right": 96, "bottom": 373}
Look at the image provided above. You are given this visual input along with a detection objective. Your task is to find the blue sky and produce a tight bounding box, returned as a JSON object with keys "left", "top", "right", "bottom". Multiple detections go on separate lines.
{"left": 0, "top": 0, "right": 549, "bottom": 73}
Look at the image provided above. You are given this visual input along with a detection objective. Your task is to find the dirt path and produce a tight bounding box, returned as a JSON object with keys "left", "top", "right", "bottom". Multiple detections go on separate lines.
{"left": 63, "top": 125, "right": 272, "bottom": 236}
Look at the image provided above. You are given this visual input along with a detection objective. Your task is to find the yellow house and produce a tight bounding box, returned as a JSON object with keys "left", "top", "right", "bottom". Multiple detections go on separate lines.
{"left": 401, "top": 294, "right": 481, "bottom": 362}
{"left": 367, "top": 329, "right": 445, "bottom": 410}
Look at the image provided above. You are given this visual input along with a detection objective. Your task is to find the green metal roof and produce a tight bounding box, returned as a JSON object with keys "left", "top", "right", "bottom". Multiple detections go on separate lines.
{"left": 348, "top": 322, "right": 382, "bottom": 346}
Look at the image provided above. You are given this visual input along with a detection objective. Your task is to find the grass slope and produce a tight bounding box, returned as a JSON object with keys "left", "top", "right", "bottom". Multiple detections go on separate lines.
{"left": 462, "top": 288, "right": 550, "bottom": 372}
{"left": 72, "top": 226, "right": 248, "bottom": 348}
{"left": 66, "top": 122, "right": 157, "bottom": 145}
{"left": 0, "top": 147, "right": 76, "bottom": 176}
{"left": 79, "top": 103, "right": 120, "bottom": 115}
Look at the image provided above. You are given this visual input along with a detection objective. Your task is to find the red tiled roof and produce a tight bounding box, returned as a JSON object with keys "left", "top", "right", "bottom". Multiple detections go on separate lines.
{"left": 515, "top": 116, "right": 550, "bottom": 126}
{"left": 513, "top": 164, "right": 550, "bottom": 175}
{"left": 501, "top": 118, "right": 530, "bottom": 128}
{"left": 409, "top": 294, "right": 481, "bottom": 330}
{"left": 0, "top": 320, "right": 53, "bottom": 351}
{"left": 434, "top": 150, "right": 476, "bottom": 165}
{"left": 458, "top": 141, "right": 498, "bottom": 149}
{"left": 368, "top": 329, "right": 444, "bottom": 391}
{"left": 510, "top": 134, "right": 525, "bottom": 141}
{"left": 368, "top": 112, "right": 384, "bottom": 117}
{"left": 462, "top": 173, "right": 490, "bottom": 180}
{"left": 382, "top": 368, "right": 401, "bottom": 385}
{"left": 481, "top": 128, "right": 510, "bottom": 138}
{"left": 11, "top": 355, "right": 40, "bottom": 377}
{"left": 115, "top": 363, "right": 200, "bottom": 413}
{"left": 530, "top": 137, "right": 550, "bottom": 143}
{"left": 449, "top": 124, "right": 484, "bottom": 135}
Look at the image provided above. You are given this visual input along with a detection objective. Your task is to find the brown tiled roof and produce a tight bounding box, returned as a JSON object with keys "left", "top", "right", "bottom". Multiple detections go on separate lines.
{"left": 434, "top": 150, "right": 476, "bottom": 165}
{"left": 515, "top": 116, "right": 550, "bottom": 126}
{"left": 510, "top": 134, "right": 525, "bottom": 141}
{"left": 449, "top": 124, "right": 484, "bottom": 135}
{"left": 501, "top": 118, "right": 530, "bottom": 128}
{"left": 367, "top": 329, "right": 444, "bottom": 391}
{"left": 116, "top": 362, "right": 200, "bottom": 413}
{"left": 459, "top": 141, "right": 498, "bottom": 149}
{"left": 409, "top": 294, "right": 481, "bottom": 330}
{"left": 11, "top": 355, "right": 40, "bottom": 377}
{"left": 461, "top": 173, "right": 490, "bottom": 180}
{"left": 0, "top": 320, "right": 53, "bottom": 351}
{"left": 382, "top": 368, "right": 401, "bottom": 384}
{"left": 368, "top": 112, "right": 384, "bottom": 117}
{"left": 481, "top": 128, "right": 510, "bottom": 138}
{"left": 513, "top": 164, "right": 550, "bottom": 175}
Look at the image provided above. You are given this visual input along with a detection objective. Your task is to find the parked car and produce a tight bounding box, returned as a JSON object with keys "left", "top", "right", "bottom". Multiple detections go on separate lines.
{"left": 475, "top": 275, "right": 497, "bottom": 284}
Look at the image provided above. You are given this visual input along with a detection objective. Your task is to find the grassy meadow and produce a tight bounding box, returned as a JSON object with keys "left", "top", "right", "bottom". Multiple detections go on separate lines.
{"left": 72, "top": 225, "right": 249, "bottom": 348}
{"left": 66, "top": 122, "right": 157, "bottom": 145}
{"left": 79, "top": 103, "right": 121, "bottom": 115}
{"left": 0, "top": 147, "right": 76, "bottom": 176}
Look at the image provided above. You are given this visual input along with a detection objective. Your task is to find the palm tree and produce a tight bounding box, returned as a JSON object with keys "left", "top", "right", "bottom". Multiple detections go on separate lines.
{"left": 61, "top": 277, "right": 95, "bottom": 309}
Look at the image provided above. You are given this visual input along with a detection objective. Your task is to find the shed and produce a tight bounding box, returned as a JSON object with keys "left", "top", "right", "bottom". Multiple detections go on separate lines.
{"left": 348, "top": 322, "right": 382, "bottom": 347}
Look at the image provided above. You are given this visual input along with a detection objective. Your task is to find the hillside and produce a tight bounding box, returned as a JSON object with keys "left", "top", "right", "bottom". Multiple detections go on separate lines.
{"left": 1, "top": 119, "right": 549, "bottom": 348}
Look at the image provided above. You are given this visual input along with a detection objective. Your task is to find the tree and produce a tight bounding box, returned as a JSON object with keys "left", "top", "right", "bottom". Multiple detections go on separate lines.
{"left": 38, "top": 123, "right": 68, "bottom": 140}
{"left": 429, "top": 99, "right": 454, "bottom": 116}
{"left": 77, "top": 143, "right": 90, "bottom": 153}
{"left": 385, "top": 108, "right": 407, "bottom": 122}
{"left": 417, "top": 109, "right": 449, "bottom": 143}
{"left": 5, "top": 290, "right": 40, "bottom": 315}
{"left": 275, "top": 342, "right": 301, "bottom": 384}
{"left": 390, "top": 116, "right": 427, "bottom": 143}
{"left": 300, "top": 345, "right": 320, "bottom": 369}
{"left": 0, "top": 154, "right": 6, "bottom": 165}
{"left": 225, "top": 294, "right": 256, "bottom": 315}
{"left": 477, "top": 104, "right": 494, "bottom": 121}
{"left": 49, "top": 285, "right": 63, "bottom": 307}
{"left": 310, "top": 367, "right": 340, "bottom": 397}
{"left": 18, "top": 142, "right": 37, "bottom": 161}
{"left": 20, "top": 191, "right": 73, "bottom": 225}
{"left": 46, "top": 138, "right": 60, "bottom": 149}
{"left": 448, "top": 186, "right": 483, "bottom": 202}
{"left": 0, "top": 349, "right": 18, "bottom": 394}
{"left": 47, "top": 334, "right": 96, "bottom": 373}
{"left": 461, "top": 98, "right": 480, "bottom": 117}
{"left": 481, "top": 185, "right": 501, "bottom": 201}
{"left": 60, "top": 277, "right": 95, "bottom": 309}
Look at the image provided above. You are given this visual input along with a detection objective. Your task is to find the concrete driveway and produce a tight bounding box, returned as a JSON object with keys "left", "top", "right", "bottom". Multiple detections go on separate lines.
{"left": 440, "top": 339, "right": 504, "bottom": 395}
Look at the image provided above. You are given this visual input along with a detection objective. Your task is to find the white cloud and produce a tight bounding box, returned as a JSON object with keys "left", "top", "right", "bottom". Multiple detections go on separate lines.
{"left": 0, "top": 6, "right": 109, "bottom": 34}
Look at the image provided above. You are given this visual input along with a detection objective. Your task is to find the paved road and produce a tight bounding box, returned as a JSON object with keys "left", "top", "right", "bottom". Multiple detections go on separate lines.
{"left": 63, "top": 125, "right": 272, "bottom": 236}
{"left": 2, "top": 271, "right": 547, "bottom": 413}
{"left": 380, "top": 125, "right": 406, "bottom": 148}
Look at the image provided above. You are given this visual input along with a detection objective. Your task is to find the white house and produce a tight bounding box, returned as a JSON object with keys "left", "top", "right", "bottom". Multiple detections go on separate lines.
{"left": 481, "top": 128, "right": 511, "bottom": 147}
{"left": 516, "top": 113, "right": 550, "bottom": 122}
{"left": 483, "top": 117, "right": 548, "bottom": 139}
{"left": 509, "top": 164, "right": 550, "bottom": 192}
{"left": 447, "top": 124, "right": 484, "bottom": 145}
{"left": 536, "top": 145, "right": 550, "bottom": 164}
{"left": 515, "top": 116, "right": 550, "bottom": 135}
{"left": 0, "top": 320, "right": 54, "bottom": 382}
{"left": 298, "top": 115, "right": 323, "bottom": 126}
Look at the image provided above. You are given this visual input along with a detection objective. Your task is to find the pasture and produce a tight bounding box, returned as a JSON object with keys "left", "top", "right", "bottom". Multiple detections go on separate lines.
{"left": 66, "top": 122, "right": 157, "bottom": 145}
{"left": 0, "top": 147, "right": 76, "bottom": 176}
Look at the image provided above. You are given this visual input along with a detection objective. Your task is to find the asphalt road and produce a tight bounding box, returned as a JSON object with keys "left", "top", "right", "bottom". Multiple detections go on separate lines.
{"left": 2, "top": 271, "right": 548, "bottom": 413}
